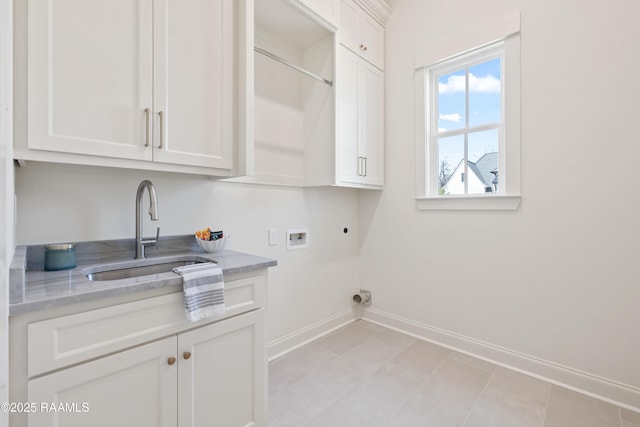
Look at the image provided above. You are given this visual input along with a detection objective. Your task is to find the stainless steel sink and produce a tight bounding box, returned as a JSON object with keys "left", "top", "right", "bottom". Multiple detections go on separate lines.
{"left": 83, "top": 256, "right": 212, "bottom": 281}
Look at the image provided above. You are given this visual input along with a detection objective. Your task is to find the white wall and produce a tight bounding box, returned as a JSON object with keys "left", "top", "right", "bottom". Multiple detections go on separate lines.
{"left": 360, "top": 0, "right": 640, "bottom": 408}
{"left": 0, "top": 0, "right": 13, "bottom": 423}
{"left": 14, "top": 163, "right": 360, "bottom": 348}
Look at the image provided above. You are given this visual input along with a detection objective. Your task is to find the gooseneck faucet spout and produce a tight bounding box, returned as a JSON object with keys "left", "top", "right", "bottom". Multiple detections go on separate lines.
{"left": 135, "top": 180, "right": 160, "bottom": 259}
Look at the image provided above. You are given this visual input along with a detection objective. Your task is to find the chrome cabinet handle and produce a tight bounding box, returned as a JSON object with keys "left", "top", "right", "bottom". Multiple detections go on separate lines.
{"left": 158, "top": 111, "right": 164, "bottom": 149}
{"left": 363, "top": 157, "right": 367, "bottom": 176}
{"left": 144, "top": 108, "right": 150, "bottom": 147}
{"left": 357, "top": 156, "right": 363, "bottom": 176}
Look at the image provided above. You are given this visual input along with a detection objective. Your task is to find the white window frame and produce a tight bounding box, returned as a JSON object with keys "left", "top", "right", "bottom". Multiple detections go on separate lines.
{"left": 430, "top": 43, "right": 504, "bottom": 197}
{"left": 415, "top": 12, "right": 521, "bottom": 211}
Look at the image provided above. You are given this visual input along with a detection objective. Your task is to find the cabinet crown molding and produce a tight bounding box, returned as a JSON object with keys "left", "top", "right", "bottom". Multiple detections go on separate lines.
{"left": 353, "top": 0, "right": 392, "bottom": 25}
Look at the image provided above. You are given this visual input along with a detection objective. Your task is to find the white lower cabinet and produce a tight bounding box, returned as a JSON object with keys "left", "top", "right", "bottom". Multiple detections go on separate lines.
{"left": 27, "top": 309, "right": 265, "bottom": 427}
{"left": 11, "top": 271, "right": 269, "bottom": 427}
{"left": 28, "top": 337, "right": 178, "bottom": 427}
{"left": 178, "top": 310, "right": 265, "bottom": 427}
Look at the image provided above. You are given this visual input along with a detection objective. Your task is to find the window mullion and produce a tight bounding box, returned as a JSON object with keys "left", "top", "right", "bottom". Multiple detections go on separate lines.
{"left": 431, "top": 72, "right": 439, "bottom": 196}
{"left": 464, "top": 67, "right": 469, "bottom": 194}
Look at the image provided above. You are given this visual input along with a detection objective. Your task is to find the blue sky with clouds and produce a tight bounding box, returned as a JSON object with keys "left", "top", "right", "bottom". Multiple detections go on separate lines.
{"left": 436, "top": 57, "right": 501, "bottom": 187}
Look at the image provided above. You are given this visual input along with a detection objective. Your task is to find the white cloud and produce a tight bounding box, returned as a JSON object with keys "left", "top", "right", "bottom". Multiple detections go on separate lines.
{"left": 439, "top": 113, "right": 461, "bottom": 123}
{"left": 439, "top": 73, "right": 500, "bottom": 94}
{"left": 438, "top": 127, "right": 448, "bottom": 132}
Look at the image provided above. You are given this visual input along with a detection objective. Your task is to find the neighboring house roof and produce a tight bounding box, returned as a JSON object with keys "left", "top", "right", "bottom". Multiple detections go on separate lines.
{"left": 470, "top": 152, "right": 498, "bottom": 188}
{"left": 444, "top": 152, "right": 498, "bottom": 189}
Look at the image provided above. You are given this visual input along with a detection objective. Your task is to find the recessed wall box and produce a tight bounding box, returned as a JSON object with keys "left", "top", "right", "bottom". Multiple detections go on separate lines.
{"left": 286, "top": 229, "right": 308, "bottom": 250}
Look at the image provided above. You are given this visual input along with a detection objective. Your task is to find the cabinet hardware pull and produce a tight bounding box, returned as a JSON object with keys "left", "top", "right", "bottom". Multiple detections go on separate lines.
{"left": 364, "top": 157, "right": 368, "bottom": 176}
{"left": 183, "top": 351, "right": 192, "bottom": 360}
{"left": 363, "top": 45, "right": 368, "bottom": 52}
{"left": 357, "top": 156, "right": 362, "bottom": 176}
{"left": 359, "top": 44, "right": 364, "bottom": 51}
{"left": 144, "top": 108, "right": 150, "bottom": 147}
{"left": 158, "top": 111, "right": 164, "bottom": 149}
{"left": 167, "top": 357, "right": 176, "bottom": 366}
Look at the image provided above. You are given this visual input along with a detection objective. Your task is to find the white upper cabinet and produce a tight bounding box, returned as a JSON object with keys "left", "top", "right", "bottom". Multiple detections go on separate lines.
{"left": 339, "top": 0, "right": 385, "bottom": 70}
{"left": 248, "top": 0, "right": 389, "bottom": 189}
{"left": 336, "top": 46, "right": 384, "bottom": 187}
{"left": 27, "top": 0, "right": 154, "bottom": 161}
{"left": 334, "top": 0, "right": 388, "bottom": 189}
{"left": 152, "top": 0, "right": 234, "bottom": 169}
{"left": 24, "top": 0, "right": 244, "bottom": 175}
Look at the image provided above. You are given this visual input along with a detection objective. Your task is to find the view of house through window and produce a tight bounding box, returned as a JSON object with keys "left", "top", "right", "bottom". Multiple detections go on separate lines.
{"left": 433, "top": 47, "right": 503, "bottom": 195}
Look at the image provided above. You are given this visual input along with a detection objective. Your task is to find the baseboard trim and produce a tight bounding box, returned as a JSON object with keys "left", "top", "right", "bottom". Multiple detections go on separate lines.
{"left": 267, "top": 307, "right": 359, "bottom": 362}
{"left": 362, "top": 308, "right": 640, "bottom": 412}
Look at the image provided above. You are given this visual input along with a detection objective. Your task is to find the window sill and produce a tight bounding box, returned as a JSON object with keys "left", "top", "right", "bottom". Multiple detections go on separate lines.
{"left": 416, "top": 195, "right": 521, "bottom": 211}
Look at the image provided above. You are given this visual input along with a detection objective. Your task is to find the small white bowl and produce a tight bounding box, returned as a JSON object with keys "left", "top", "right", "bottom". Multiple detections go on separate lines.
{"left": 195, "top": 236, "right": 225, "bottom": 253}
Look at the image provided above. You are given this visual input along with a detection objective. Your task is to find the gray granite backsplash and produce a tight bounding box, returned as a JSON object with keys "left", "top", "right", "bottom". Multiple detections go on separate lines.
{"left": 25, "top": 234, "right": 201, "bottom": 271}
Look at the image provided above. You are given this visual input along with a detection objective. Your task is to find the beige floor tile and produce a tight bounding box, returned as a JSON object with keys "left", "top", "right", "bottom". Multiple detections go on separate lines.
{"left": 306, "top": 363, "right": 424, "bottom": 427}
{"left": 269, "top": 357, "right": 367, "bottom": 427}
{"left": 388, "top": 358, "right": 492, "bottom": 427}
{"left": 621, "top": 408, "right": 640, "bottom": 425}
{"left": 391, "top": 339, "right": 452, "bottom": 379}
{"left": 338, "top": 328, "right": 416, "bottom": 376}
{"left": 302, "top": 400, "right": 379, "bottom": 427}
{"left": 269, "top": 342, "right": 338, "bottom": 391}
{"left": 543, "top": 386, "right": 620, "bottom": 427}
{"left": 450, "top": 351, "right": 498, "bottom": 374}
{"left": 463, "top": 368, "right": 551, "bottom": 427}
{"left": 316, "top": 323, "right": 378, "bottom": 355}
{"left": 268, "top": 323, "right": 636, "bottom": 427}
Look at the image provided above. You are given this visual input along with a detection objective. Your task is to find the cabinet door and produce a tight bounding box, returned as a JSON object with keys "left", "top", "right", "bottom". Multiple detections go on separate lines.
{"left": 153, "top": 0, "right": 234, "bottom": 169}
{"left": 27, "top": 0, "right": 153, "bottom": 160}
{"left": 360, "top": 61, "right": 384, "bottom": 186}
{"left": 178, "top": 309, "right": 266, "bottom": 427}
{"left": 360, "top": 13, "right": 385, "bottom": 70}
{"left": 335, "top": 47, "right": 362, "bottom": 185}
{"left": 339, "top": 0, "right": 361, "bottom": 54}
{"left": 28, "top": 337, "right": 177, "bottom": 427}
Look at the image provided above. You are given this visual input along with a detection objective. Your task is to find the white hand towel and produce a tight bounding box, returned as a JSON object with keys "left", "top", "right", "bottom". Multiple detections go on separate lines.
{"left": 173, "top": 262, "right": 225, "bottom": 322}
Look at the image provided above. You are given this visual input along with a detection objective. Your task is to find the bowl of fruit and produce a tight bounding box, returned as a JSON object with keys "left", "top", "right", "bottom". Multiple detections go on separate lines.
{"left": 195, "top": 228, "right": 225, "bottom": 253}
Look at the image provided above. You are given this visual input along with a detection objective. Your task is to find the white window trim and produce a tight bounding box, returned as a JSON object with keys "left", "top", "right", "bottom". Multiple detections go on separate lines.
{"left": 415, "top": 12, "right": 521, "bottom": 211}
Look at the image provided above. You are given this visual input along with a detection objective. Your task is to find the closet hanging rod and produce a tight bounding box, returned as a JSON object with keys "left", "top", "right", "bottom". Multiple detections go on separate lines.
{"left": 254, "top": 46, "right": 333, "bottom": 87}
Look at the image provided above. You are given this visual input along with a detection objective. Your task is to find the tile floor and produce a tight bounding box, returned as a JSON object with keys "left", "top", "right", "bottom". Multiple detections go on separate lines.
{"left": 268, "top": 320, "right": 640, "bottom": 427}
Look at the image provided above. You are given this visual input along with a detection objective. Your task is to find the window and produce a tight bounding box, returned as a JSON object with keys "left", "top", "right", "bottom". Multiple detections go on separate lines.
{"left": 414, "top": 13, "right": 521, "bottom": 211}
{"left": 432, "top": 44, "right": 503, "bottom": 196}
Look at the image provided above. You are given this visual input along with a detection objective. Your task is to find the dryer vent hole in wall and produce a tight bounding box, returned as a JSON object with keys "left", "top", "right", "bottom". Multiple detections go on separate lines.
{"left": 353, "top": 289, "right": 371, "bottom": 305}
{"left": 286, "top": 229, "right": 308, "bottom": 250}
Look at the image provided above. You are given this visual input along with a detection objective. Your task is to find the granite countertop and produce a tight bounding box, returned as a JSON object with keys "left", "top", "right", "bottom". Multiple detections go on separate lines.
{"left": 9, "top": 235, "right": 277, "bottom": 316}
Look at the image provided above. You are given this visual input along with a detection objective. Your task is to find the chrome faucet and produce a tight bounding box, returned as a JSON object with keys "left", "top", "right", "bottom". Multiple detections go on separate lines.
{"left": 135, "top": 180, "right": 160, "bottom": 259}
